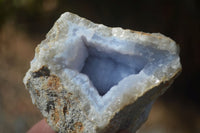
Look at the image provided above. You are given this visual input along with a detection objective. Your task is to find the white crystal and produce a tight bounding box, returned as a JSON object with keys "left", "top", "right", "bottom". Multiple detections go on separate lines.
{"left": 23, "top": 12, "right": 181, "bottom": 133}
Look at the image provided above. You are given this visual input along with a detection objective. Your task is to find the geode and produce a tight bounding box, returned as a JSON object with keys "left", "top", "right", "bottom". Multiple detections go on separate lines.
{"left": 23, "top": 12, "right": 181, "bottom": 133}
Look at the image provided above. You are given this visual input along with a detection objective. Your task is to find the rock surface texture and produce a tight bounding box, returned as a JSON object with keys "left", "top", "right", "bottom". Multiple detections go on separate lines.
{"left": 23, "top": 12, "right": 182, "bottom": 133}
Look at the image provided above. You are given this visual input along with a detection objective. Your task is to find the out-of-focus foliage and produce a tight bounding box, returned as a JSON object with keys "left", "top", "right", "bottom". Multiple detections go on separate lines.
{"left": 0, "top": 0, "right": 58, "bottom": 28}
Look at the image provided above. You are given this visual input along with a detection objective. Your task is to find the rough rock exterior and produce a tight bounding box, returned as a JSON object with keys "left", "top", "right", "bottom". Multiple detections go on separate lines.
{"left": 23, "top": 12, "right": 182, "bottom": 133}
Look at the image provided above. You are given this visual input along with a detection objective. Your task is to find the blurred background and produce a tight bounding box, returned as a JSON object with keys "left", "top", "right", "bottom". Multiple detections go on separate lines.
{"left": 0, "top": 0, "right": 199, "bottom": 133}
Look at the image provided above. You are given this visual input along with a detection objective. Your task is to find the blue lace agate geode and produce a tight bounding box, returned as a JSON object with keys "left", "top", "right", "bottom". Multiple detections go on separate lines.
{"left": 24, "top": 12, "right": 181, "bottom": 133}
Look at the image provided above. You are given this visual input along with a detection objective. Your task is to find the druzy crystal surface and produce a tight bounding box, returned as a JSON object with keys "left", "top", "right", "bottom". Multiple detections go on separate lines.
{"left": 23, "top": 12, "right": 181, "bottom": 133}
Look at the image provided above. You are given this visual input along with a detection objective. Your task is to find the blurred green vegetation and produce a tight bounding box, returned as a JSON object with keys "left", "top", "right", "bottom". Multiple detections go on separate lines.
{"left": 0, "top": 0, "right": 41, "bottom": 25}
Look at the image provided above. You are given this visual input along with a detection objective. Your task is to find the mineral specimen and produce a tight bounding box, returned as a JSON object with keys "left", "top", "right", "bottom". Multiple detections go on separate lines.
{"left": 23, "top": 12, "right": 182, "bottom": 133}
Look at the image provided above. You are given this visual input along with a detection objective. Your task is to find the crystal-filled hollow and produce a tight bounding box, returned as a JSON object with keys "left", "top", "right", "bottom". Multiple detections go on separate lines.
{"left": 81, "top": 46, "right": 148, "bottom": 96}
